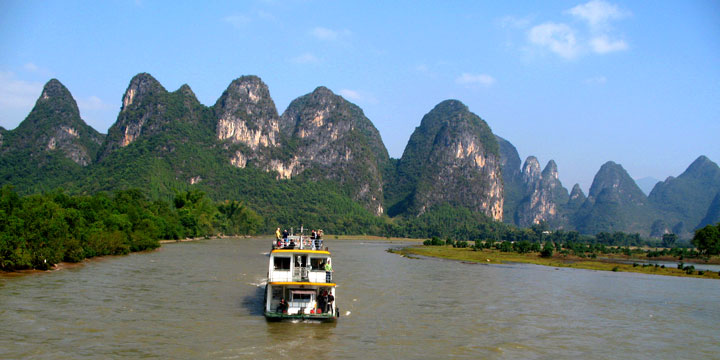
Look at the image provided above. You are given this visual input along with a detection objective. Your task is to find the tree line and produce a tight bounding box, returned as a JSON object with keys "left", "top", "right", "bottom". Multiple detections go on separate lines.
{"left": 0, "top": 186, "right": 261, "bottom": 271}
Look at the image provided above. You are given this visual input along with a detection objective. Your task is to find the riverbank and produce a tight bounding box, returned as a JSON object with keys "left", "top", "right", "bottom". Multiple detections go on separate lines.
{"left": 394, "top": 246, "right": 720, "bottom": 279}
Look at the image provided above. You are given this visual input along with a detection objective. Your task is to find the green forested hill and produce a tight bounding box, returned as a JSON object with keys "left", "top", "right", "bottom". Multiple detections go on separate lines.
{"left": 1, "top": 75, "right": 718, "bottom": 240}
{"left": 648, "top": 156, "right": 720, "bottom": 232}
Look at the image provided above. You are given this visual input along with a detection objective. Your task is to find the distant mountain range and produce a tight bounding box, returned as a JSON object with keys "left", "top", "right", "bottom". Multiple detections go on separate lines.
{"left": 1, "top": 74, "right": 718, "bottom": 238}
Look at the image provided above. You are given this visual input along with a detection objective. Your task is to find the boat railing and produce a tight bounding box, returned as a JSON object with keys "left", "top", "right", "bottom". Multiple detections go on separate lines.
{"left": 269, "top": 268, "right": 333, "bottom": 283}
{"left": 293, "top": 267, "right": 309, "bottom": 281}
{"left": 272, "top": 236, "right": 324, "bottom": 250}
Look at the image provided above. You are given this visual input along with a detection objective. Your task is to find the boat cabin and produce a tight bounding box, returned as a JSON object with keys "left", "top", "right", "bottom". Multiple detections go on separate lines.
{"left": 265, "top": 248, "right": 337, "bottom": 321}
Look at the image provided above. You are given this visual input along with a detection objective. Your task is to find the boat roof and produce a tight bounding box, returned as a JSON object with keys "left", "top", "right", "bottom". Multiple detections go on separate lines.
{"left": 269, "top": 281, "right": 336, "bottom": 287}
{"left": 271, "top": 249, "right": 331, "bottom": 255}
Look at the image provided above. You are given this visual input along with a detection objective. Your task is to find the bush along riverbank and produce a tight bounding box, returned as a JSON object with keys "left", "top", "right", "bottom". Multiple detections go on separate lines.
{"left": 0, "top": 186, "right": 261, "bottom": 271}
{"left": 394, "top": 237, "right": 720, "bottom": 279}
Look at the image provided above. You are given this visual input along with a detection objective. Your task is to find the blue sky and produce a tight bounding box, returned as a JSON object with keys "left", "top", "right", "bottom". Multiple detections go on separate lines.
{"left": 1, "top": 0, "right": 718, "bottom": 193}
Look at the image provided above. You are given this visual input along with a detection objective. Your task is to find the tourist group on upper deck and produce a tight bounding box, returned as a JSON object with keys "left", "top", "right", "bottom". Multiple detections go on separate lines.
{"left": 274, "top": 227, "right": 324, "bottom": 250}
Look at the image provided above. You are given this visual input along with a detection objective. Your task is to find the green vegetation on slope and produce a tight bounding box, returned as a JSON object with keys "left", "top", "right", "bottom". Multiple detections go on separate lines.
{"left": 0, "top": 186, "right": 260, "bottom": 271}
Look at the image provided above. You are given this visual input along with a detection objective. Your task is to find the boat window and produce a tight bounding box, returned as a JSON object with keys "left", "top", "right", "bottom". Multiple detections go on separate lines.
{"left": 273, "top": 257, "right": 290, "bottom": 270}
{"left": 310, "top": 258, "right": 326, "bottom": 270}
{"left": 291, "top": 290, "right": 314, "bottom": 302}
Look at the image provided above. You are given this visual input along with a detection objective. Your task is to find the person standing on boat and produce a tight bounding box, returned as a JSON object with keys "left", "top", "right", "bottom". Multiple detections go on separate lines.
{"left": 324, "top": 259, "right": 333, "bottom": 282}
{"left": 327, "top": 291, "right": 334, "bottom": 314}
{"left": 276, "top": 298, "right": 288, "bottom": 314}
{"left": 318, "top": 290, "right": 328, "bottom": 314}
{"left": 275, "top": 228, "right": 281, "bottom": 240}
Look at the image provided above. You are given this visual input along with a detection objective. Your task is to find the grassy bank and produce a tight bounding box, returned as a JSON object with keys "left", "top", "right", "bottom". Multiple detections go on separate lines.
{"left": 395, "top": 246, "right": 720, "bottom": 280}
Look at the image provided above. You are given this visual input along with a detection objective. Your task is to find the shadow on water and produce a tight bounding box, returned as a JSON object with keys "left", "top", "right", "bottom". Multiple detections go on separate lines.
{"left": 241, "top": 284, "right": 266, "bottom": 316}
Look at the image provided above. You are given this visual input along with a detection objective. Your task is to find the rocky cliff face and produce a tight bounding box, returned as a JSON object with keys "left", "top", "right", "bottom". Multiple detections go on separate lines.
{"left": 567, "top": 184, "right": 586, "bottom": 211}
{"left": 100, "top": 73, "right": 212, "bottom": 160}
{"left": 2, "top": 79, "right": 103, "bottom": 165}
{"left": 496, "top": 135, "right": 524, "bottom": 222}
{"left": 515, "top": 159, "right": 569, "bottom": 227}
{"left": 279, "top": 87, "right": 389, "bottom": 215}
{"left": 214, "top": 76, "right": 281, "bottom": 171}
{"left": 389, "top": 100, "right": 503, "bottom": 220}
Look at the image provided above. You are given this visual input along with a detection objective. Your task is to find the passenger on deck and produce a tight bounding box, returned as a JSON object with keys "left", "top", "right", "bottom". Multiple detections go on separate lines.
{"left": 324, "top": 259, "right": 333, "bottom": 282}
{"left": 288, "top": 238, "right": 295, "bottom": 249}
{"left": 318, "top": 290, "right": 328, "bottom": 314}
{"left": 275, "top": 227, "right": 281, "bottom": 240}
{"left": 282, "top": 229, "right": 289, "bottom": 239}
{"left": 276, "top": 238, "right": 283, "bottom": 248}
{"left": 276, "top": 298, "right": 288, "bottom": 313}
{"left": 327, "top": 292, "right": 334, "bottom": 314}
{"left": 311, "top": 229, "right": 317, "bottom": 239}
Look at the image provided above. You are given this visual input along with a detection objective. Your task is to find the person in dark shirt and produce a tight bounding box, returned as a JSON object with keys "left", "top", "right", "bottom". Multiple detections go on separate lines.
{"left": 276, "top": 298, "right": 288, "bottom": 313}
{"left": 327, "top": 292, "right": 334, "bottom": 314}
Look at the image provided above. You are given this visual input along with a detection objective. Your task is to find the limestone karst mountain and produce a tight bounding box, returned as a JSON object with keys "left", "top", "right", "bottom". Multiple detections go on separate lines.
{"left": 1, "top": 73, "right": 717, "bottom": 237}
{"left": 278, "top": 86, "right": 390, "bottom": 215}
{"left": 386, "top": 100, "right": 503, "bottom": 220}
{"left": 0, "top": 79, "right": 104, "bottom": 191}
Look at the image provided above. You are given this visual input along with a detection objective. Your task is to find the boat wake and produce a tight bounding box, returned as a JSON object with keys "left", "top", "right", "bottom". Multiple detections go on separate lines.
{"left": 249, "top": 279, "right": 268, "bottom": 287}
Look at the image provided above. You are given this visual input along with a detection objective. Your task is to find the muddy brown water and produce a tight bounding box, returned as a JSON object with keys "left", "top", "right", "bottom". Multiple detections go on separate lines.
{"left": 1, "top": 238, "right": 718, "bottom": 359}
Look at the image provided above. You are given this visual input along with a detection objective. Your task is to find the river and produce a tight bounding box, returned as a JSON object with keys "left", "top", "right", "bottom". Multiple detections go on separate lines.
{"left": 1, "top": 238, "right": 718, "bottom": 359}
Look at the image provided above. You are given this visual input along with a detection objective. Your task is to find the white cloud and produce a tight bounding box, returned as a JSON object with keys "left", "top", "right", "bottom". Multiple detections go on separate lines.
{"left": 497, "top": 15, "right": 532, "bottom": 29}
{"left": 310, "top": 27, "right": 350, "bottom": 41}
{"left": 0, "top": 71, "right": 42, "bottom": 109}
{"left": 585, "top": 76, "right": 607, "bottom": 84}
{"left": 414, "top": 64, "right": 431, "bottom": 74}
{"left": 77, "top": 95, "right": 112, "bottom": 111}
{"left": 339, "top": 89, "right": 361, "bottom": 100}
{"left": 456, "top": 73, "right": 496, "bottom": 87}
{"left": 223, "top": 14, "right": 251, "bottom": 28}
{"left": 290, "top": 53, "right": 320, "bottom": 64}
{"left": 23, "top": 63, "right": 39, "bottom": 72}
{"left": 590, "top": 35, "right": 628, "bottom": 53}
{"left": 528, "top": 22, "right": 579, "bottom": 59}
{"left": 338, "top": 89, "right": 377, "bottom": 104}
{"left": 0, "top": 71, "right": 43, "bottom": 128}
{"left": 567, "top": 0, "right": 628, "bottom": 28}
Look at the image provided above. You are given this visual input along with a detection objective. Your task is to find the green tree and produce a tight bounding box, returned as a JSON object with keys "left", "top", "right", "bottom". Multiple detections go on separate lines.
{"left": 662, "top": 233, "right": 678, "bottom": 248}
{"left": 692, "top": 224, "right": 720, "bottom": 255}
{"left": 540, "top": 242, "right": 554, "bottom": 258}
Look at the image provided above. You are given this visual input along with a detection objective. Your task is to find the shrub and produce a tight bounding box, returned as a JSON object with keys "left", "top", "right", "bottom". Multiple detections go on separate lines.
{"left": 540, "top": 246, "right": 553, "bottom": 258}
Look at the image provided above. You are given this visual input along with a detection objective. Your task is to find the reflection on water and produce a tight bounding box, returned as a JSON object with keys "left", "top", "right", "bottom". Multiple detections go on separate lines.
{"left": 1, "top": 238, "right": 719, "bottom": 359}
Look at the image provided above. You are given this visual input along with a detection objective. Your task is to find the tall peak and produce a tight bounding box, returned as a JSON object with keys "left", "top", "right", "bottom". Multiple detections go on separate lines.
{"left": 121, "top": 73, "right": 166, "bottom": 111}
{"left": 178, "top": 83, "right": 195, "bottom": 97}
{"left": 40, "top": 79, "right": 74, "bottom": 101}
{"left": 541, "top": 160, "right": 558, "bottom": 179}
{"left": 522, "top": 156, "right": 541, "bottom": 183}
{"left": 311, "top": 86, "right": 335, "bottom": 97}
{"left": 685, "top": 155, "right": 718, "bottom": 176}
{"left": 570, "top": 184, "right": 585, "bottom": 199}
{"left": 588, "top": 161, "right": 646, "bottom": 202}
{"left": 217, "top": 76, "right": 274, "bottom": 106}
{"left": 214, "top": 75, "right": 279, "bottom": 150}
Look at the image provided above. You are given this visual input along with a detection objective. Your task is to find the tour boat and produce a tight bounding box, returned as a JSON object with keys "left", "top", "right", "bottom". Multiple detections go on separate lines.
{"left": 264, "top": 231, "right": 338, "bottom": 322}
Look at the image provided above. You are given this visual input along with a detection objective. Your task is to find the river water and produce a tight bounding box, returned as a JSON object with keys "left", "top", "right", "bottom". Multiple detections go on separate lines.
{"left": 1, "top": 238, "right": 718, "bottom": 359}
